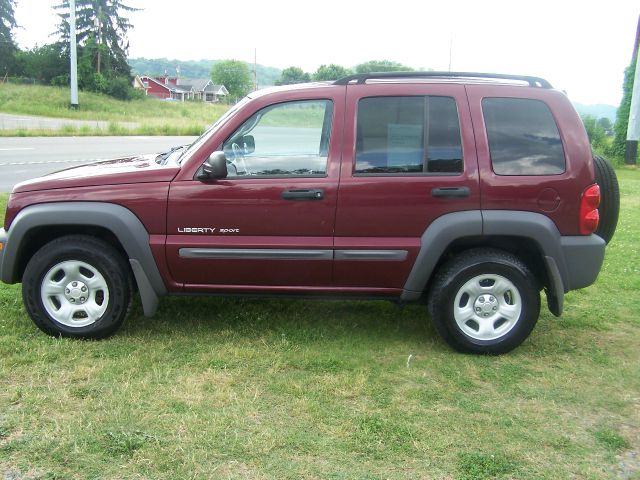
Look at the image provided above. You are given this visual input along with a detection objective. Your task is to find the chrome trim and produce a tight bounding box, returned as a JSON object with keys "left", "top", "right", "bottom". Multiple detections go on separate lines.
{"left": 179, "top": 248, "right": 333, "bottom": 260}
{"left": 334, "top": 250, "right": 408, "bottom": 261}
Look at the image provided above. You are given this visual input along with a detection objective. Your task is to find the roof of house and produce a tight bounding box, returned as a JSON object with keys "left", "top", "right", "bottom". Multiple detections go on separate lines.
{"left": 189, "top": 79, "right": 212, "bottom": 91}
{"left": 139, "top": 75, "right": 172, "bottom": 92}
{"left": 205, "top": 84, "right": 229, "bottom": 95}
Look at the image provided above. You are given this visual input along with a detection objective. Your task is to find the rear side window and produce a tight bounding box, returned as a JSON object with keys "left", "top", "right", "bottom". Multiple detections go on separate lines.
{"left": 355, "top": 96, "right": 463, "bottom": 175}
{"left": 482, "top": 98, "right": 565, "bottom": 175}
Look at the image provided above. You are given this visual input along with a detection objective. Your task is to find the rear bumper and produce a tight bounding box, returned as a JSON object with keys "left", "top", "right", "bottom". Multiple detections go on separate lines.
{"left": 560, "top": 234, "right": 606, "bottom": 291}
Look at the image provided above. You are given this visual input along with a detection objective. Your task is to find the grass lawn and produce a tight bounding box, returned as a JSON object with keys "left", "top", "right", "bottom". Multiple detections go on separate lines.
{"left": 0, "top": 168, "right": 638, "bottom": 479}
{"left": 0, "top": 84, "right": 228, "bottom": 136}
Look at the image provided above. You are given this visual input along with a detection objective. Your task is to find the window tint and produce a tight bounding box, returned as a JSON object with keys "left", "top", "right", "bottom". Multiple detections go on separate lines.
{"left": 355, "top": 96, "right": 462, "bottom": 175}
{"left": 482, "top": 98, "right": 565, "bottom": 175}
{"left": 222, "top": 100, "right": 333, "bottom": 177}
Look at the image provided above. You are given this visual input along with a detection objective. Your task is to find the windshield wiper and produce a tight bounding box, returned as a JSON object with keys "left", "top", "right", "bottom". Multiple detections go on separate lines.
{"left": 155, "top": 145, "right": 188, "bottom": 165}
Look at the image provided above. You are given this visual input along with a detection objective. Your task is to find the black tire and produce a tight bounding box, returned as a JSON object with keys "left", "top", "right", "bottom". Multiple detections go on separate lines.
{"left": 593, "top": 155, "right": 619, "bottom": 244}
{"left": 428, "top": 249, "right": 540, "bottom": 354}
{"left": 22, "top": 235, "right": 131, "bottom": 339}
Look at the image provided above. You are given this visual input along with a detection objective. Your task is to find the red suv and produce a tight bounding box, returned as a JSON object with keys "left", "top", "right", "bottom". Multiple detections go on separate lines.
{"left": 0, "top": 72, "right": 619, "bottom": 353}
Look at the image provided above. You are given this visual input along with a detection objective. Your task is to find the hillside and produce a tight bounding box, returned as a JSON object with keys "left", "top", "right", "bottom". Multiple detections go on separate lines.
{"left": 0, "top": 83, "right": 228, "bottom": 136}
{"left": 573, "top": 102, "right": 617, "bottom": 122}
{"left": 129, "top": 58, "right": 282, "bottom": 87}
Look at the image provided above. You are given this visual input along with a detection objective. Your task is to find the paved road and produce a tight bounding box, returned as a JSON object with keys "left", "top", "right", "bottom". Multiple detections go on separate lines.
{"left": 0, "top": 136, "right": 197, "bottom": 192}
{"left": 0, "top": 113, "right": 138, "bottom": 130}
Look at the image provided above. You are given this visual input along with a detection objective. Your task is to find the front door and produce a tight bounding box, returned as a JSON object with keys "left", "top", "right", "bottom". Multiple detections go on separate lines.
{"left": 166, "top": 95, "right": 343, "bottom": 290}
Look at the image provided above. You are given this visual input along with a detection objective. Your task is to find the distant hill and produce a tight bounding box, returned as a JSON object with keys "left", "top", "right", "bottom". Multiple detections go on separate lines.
{"left": 129, "top": 58, "right": 282, "bottom": 88}
{"left": 573, "top": 102, "right": 617, "bottom": 122}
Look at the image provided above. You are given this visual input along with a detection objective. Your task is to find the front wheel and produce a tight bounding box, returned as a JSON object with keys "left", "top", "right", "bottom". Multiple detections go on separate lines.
{"left": 428, "top": 249, "right": 540, "bottom": 354}
{"left": 22, "top": 235, "right": 132, "bottom": 339}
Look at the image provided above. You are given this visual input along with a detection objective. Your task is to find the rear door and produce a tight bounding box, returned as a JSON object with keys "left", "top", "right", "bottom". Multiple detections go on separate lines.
{"left": 334, "top": 83, "right": 479, "bottom": 289}
{"left": 166, "top": 92, "right": 344, "bottom": 290}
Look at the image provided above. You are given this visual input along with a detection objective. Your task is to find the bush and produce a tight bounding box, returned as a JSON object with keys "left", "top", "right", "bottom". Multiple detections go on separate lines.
{"left": 106, "top": 76, "right": 135, "bottom": 100}
{"left": 50, "top": 74, "right": 70, "bottom": 87}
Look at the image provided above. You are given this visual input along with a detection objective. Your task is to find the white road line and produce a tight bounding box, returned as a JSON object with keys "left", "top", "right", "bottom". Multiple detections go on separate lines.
{"left": 0, "top": 147, "right": 35, "bottom": 151}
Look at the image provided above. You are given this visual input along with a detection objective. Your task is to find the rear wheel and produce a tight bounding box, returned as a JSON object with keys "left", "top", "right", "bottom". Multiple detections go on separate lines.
{"left": 22, "top": 235, "right": 131, "bottom": 339}
{"left": 428, "top": 249, "right": 540, "bottom": 354}
{"left": 593, "top": 154, "right": 619, "bottom": 244}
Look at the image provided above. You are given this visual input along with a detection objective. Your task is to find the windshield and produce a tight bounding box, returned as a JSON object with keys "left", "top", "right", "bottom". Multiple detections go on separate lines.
{"left": 178, "top": 96, "right": 251, "bottom": 164}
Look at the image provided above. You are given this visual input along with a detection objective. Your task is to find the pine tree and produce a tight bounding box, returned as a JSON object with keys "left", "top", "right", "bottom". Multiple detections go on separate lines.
{"left": 0, "top": 0, "right": 18, "bottom": 74}
{"left": 54, "top": 0, "right": 138, "bottom": 78}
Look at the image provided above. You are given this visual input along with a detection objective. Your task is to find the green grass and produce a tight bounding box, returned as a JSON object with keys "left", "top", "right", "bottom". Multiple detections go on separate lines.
{"left": 0, "top": 168, "right": 639, "bottom": 479}
{"left": 0, "top": 83, "right": 228, "bottom": 136}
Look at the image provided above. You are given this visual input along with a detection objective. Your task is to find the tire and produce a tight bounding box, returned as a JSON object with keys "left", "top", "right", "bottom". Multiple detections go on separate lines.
{"left": 593, "top": 155, "right": 619, "bottom": 244}
{"left": 22, "top": 235, "right": 132, "bottom": 339}
{"left": 428, "top": 249, "right": 540, "bottom": 354}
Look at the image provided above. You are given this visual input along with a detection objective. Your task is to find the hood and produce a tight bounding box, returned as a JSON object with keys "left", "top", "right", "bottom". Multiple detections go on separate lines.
{"left": 12, "top": 154, "right": 181, "bottom": 193}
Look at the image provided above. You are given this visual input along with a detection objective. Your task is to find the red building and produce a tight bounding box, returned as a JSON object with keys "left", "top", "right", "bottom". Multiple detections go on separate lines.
{"left": 134, "top": 75, "right": 228, "bottom": 102}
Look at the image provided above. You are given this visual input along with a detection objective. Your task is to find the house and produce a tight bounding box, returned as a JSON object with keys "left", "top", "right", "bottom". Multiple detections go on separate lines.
{"left": 133, "top": 75, "right": 229, "bottom": 102}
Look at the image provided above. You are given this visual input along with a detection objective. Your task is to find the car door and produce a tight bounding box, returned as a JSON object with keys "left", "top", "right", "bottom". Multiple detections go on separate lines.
{"left": 333, "top": 83, "right": 479, "bottom": 289}
{"left": 166, "top": 90, "right": 344, "bottom": 291}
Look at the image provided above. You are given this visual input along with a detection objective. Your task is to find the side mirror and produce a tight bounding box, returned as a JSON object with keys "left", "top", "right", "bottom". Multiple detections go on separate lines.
{"left": 197, "top": 151, "right": 228, "bottom": 180}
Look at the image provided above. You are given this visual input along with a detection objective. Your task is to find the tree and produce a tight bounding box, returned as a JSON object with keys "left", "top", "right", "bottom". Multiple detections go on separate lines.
{"left": 0, "top": 0, "right": 18, "bottom": 75}
{"left": 275, "top": 66, "right": 310, "bottom": 85}
{"left": 582, "top": 115, "right": 606, "bottom": 150}
{"left": 54, "top": 0, "right": 138, "bottom": 77}
{"left": 211, "top": 59, "right": 252, "bottom": 100}
{"left": 15, "top": 44, "right": 69, "bottom": 84}
{"left": 597, "top": 117, "right": 612, "bottom": 134}
{"left": 611, "top": 55, "right": 637, "bottom": 159}
{"left": 312, "top": 64, "right": 352, "bottom": 81}
{"left": 354, "top": 60, "right": 414, "bottom": 74}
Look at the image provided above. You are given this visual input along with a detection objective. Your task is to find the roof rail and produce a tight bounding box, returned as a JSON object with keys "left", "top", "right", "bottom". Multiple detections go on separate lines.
{"left": 333, "top": 71, "right": 553, "bottom": 88}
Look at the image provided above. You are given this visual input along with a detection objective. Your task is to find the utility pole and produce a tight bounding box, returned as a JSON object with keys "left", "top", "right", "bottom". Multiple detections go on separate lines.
{"left": 625, "top": 15, "right": 640, "bottom": 165}
{"left": 69, "top": 0, "right": 79, "bottom": 109}
{"left": 448, "top": 29, "right": 453, "bottom": 72}
{"left": 253, "top": 48, "right": 257, "bottom": 91}
{"left": 95, "top": 5, "right": 102, "bottom": 75}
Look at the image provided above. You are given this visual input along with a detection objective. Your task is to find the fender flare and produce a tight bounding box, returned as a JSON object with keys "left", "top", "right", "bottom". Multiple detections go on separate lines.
{"left": 400, "top": 210, "right": 577, "bottom": 318}
{"left": 401, "top": 211, "right": 483, "bottom": 301}
{"left": 1, "top": 202, "right": 167, "bottom": 316}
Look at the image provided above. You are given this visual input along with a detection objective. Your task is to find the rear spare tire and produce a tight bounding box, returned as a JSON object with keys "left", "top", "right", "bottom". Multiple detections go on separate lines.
{"left": 593, "top": 155, "right": 619, "bottom": 244}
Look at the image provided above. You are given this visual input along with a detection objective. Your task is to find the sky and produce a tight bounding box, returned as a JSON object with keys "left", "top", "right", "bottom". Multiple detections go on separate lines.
{"left": 13, "top": 0, "right": 640, "bottom": 106}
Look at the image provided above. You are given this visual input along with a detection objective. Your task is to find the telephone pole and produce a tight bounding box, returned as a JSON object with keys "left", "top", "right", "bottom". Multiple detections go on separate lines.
{"left": 69, "top": 0, "right": 79, "bottom": 109}
{"left": 625, "top": 15, "right": 640, "bottom": 165}
{"left": 253, "top": 48, "right": 257, "bottom": 91}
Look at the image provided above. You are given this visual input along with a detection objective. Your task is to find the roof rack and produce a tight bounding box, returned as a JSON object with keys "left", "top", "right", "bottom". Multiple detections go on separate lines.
{"left": 333, "top": 71, "right": 552, "bottom": 88}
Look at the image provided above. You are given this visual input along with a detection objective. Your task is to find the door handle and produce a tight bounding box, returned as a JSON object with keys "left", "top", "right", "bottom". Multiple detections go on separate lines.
{"left": 282, "top": 189, "right": 324, "bottom": 200}
{"left": 431, "top": 187, "right": 470, "bottom": 198}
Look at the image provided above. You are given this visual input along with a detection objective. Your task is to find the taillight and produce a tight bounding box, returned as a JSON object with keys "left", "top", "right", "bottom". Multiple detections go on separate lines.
{"left": 580, "top": 184, "right": 600, "bottom": 235}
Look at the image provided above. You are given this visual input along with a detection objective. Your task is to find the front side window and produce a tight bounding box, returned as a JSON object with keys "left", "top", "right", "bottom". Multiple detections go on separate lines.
{"left": 222, "top": 100, "right": 333, "bottom": 177}
{"left": 355, "top": 96, "right": 463, "bottom": 175}
{"left": 482, "top": 97, "right": 565, "bottom": 175}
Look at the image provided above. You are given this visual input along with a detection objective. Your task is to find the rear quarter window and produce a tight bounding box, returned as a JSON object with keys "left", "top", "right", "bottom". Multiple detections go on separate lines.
{"left": 482, "top": 97, "right": 565, "bottom": 175}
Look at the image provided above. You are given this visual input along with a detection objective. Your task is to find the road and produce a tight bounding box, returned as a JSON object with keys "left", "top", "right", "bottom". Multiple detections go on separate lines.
{"left": 0, "top": 136, "right": 196, "bottom": 192}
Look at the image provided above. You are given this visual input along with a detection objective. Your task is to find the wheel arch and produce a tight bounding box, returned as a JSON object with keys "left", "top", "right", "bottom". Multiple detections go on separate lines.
{"left": 1, "top": 202, "right": 167, "bottom": 316}
{"left": 401, "top": 210, "right": 572, "bottom": 316}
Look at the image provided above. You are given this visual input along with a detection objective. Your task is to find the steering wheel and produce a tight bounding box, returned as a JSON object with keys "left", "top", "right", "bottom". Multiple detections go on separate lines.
{"left": 231, "top": 142, "right": 249, "bottom": 175}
